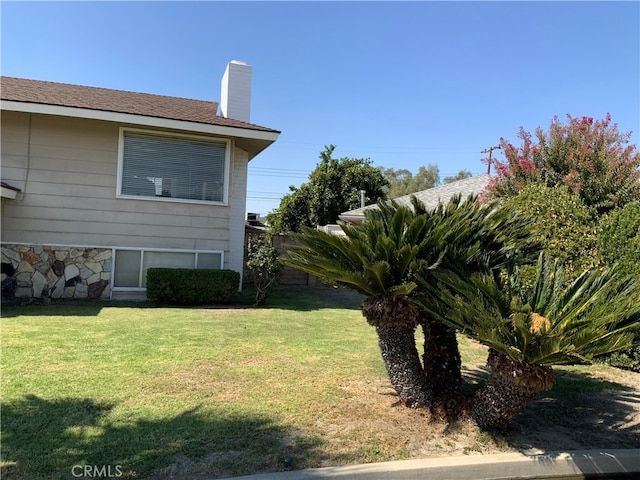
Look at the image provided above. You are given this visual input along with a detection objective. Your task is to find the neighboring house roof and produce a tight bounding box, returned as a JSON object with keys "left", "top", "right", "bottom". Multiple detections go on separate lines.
{"left": 339, "top": 174, "right": 492, "bottom": 223}
{"left": 0, "top": 76, "right": 280, "bottom": 158}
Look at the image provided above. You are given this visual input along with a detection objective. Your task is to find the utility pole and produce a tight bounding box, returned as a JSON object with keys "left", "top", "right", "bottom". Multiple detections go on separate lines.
{"left": 482, "top": 145, "right": 501, "bottom": 175}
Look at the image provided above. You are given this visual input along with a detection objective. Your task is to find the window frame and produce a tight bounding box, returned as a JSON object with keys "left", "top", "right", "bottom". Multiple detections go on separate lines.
{"left": 111, "top": 247, "right": 225, "bottom": 291}
{"left": 116, "top": 127, "right": 231, "bottom": 205}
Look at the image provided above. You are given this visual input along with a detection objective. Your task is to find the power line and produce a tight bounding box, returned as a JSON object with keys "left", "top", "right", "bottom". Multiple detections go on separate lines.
{"left": 248, "top": 167, "right": 309, "bottom": 179}
{"left": 249, "top": 173, "right": 308, "bottom": 179}
{"left": 247, "top": 190, "right": 287, "bottom": 200}
{"left": 250, "top": 166, "right": 487, "bottom": 177}
{"left": 267, "top": 141, "right": 484, "bottom": 154}
{"left": 250, "top": 166, "right": 310, "bottom": 173}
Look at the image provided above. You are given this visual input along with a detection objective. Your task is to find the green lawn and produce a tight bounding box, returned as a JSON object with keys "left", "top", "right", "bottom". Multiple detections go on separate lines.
{"left": 1, "top": 288, "right": 389, "bottom": 479}
{"left": 1, "top": 287, "right": 637, "bottom": 480}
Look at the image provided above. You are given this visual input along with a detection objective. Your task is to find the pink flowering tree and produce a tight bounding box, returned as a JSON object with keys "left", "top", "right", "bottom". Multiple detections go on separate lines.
{"left": 485, "top": 114, "right": 640, "bottom": 213}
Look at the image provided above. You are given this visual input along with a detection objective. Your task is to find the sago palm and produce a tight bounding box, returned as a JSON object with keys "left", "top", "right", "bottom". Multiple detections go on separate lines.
{"left": 284, "top": 195, "right": 538, "bottom": 411}
{"left": 285, "top": 201, "right": 435, "bottom": 407}
{"left": 410, "top": 194, "right": 539, "bottom": 412}
{"left": 418, "top": 253, "right": 640, "bottom": 429}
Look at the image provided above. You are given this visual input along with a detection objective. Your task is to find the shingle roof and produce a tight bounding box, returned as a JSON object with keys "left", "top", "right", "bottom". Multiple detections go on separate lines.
{"left": 0, "top": 76, "right": 279, "bottom": 133}
{"left": 340, "top": 174, "right": 492, "bottom": 220}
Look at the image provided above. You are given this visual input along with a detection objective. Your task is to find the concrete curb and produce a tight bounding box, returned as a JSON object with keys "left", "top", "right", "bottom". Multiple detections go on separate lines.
{"left": 222, "top": 449, "right": 640, "bottom": 480}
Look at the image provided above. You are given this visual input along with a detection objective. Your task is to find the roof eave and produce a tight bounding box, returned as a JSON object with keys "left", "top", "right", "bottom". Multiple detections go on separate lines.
{"left": 338, "top": 213, "right": 366, "bottom": 224}
{"left": 1, "top": 100, "right": 280, "bottom": 158}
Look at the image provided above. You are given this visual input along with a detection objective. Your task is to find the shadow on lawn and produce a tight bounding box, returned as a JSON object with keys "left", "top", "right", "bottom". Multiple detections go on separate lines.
{"left": 461, "top": 367, "right": 640, "bottom": 453}
{"left": 1, "top": 395, "right": 336, "bottom": 480}
{"left": 0, "top": 302, "right": 108, "bottom": 318}
{"left": 0, "top": 286, "right": 364, "bottom": 318}
{"left": 0, "top": 299, "right": 161, "bottom": 318}
{"left": 262, "top": 285, "right": 365, "bottom": 312}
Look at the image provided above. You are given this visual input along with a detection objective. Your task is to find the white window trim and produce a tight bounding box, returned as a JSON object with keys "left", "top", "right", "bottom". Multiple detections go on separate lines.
{"left": 111, "top": 247, "right": 225, "bottom": 292}
{"left": 116, "top": 127, "right": 231, "bottom": 205}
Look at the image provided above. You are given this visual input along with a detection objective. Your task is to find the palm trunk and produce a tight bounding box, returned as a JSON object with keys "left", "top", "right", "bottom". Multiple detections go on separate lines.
{"left": 376, "top": 323, "right": 430, "bottom": 408}
{"left": 471, "top": 349, "right": 555, "bottom": 430}
{"left": 362, "top": 296, "right": 430, "bottom": 408}
{"left": 419, "top": 316, "right": 464, "bottom": 416}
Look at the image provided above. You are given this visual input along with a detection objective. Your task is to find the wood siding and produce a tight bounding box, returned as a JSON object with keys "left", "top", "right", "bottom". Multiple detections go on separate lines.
{"left": 1, "top": 111, "right": 247, "bottom": 270}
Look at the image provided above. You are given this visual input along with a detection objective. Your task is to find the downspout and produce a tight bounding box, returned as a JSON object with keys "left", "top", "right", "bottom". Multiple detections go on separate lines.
{"left": 7, "top": 113, "right": 32, "bottom": 206}
{"left": 18, "top": 113, "right": 33, "bottom": 201}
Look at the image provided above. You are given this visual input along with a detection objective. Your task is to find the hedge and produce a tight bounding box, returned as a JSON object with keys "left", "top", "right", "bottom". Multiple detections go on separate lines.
{"left": 146, "top": 268, "right": 240, "bottom": 305}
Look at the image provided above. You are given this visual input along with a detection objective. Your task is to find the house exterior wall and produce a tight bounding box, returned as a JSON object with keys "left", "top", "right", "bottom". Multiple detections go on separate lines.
{"left": 228, "top": 147, "right": 248, "bottom": 281}
{"left": 1, "top": 111, "right": 249, "bottom": 299}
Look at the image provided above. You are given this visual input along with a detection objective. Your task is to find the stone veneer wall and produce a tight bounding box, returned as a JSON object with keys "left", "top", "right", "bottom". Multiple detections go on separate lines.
{"left": 1, "top": 244, "right": 112, "bottom": 301}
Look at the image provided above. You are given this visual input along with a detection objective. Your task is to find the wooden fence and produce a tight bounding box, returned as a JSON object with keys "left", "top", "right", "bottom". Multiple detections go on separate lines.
{"left": 244, "top": 228, "right": 319, "bottom": 286}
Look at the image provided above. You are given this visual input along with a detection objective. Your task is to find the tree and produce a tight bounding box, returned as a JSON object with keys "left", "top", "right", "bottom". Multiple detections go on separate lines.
{"left": 282, "top": 195, "right": 538, "bottom": 415}
{"left": 381, "top": 165, "right": 439, "bottom": 198}
{"left": 420, "top": 253, "right": 640, "bottom": 429}
{"left": 380, "top": 166, "right": 473, "bottom": 198}
{"left": 267, "top": 146, "right": 388, "bottom": 233}
{"left": 266, "top": 184, "right": 311, "bottom": 235}
{"left": 485, "top": 113, "right": 640, "bottom": 213}
{"left": 443, "top": 169, "right": 472, "bottom": 184}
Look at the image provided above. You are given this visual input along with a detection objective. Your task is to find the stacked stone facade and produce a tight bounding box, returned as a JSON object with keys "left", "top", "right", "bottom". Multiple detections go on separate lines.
{"left": 1, "top": 244, "right": 112, "bottom": 301}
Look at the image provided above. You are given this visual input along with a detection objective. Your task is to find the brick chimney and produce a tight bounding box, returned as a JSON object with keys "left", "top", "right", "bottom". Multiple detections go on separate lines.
{"left": 220, "top": 60, "right": 252, "bottom": 123}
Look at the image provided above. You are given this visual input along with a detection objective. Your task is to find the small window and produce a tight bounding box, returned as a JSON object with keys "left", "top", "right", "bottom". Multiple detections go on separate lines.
{"left": 114, "top": 250, "right": 141, "bottom": 287}
{"left": 141, "top": 251, "right": 194, "bottom": 287}
{"left": 118, "top": 130, "right": 228, "bottom": 203}
{"left": 113, "top": 249, "right": 224, "bottom": 289}
{"left": 197, "top": 253, "right": 223, "bottom": 269}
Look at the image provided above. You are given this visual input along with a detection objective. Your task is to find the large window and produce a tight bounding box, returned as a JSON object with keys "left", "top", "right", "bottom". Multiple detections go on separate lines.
{"left": 118, "top": 129, "right": 229, "bottom": 203}
{"left": 113, "top": 249, "right": 224, "bottom": 289}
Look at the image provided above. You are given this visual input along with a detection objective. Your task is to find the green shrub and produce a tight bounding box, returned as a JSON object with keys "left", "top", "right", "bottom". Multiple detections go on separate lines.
{"left": 595, "top": 203, "right": 640, "bottom": 371}
{"left": 598, "top": 202, "right": 640, "bottom": 277}
{"left": 502, "top": 183, "right": 600, "bottom": 285}
{"left": 245, "top": 243, "right": 282, "bottom": 306}
{"left": 600, "top": 346, "right": 640, "bottom": 373}
{"left": 146, "top": 268, "right": 239, "bottom": 305}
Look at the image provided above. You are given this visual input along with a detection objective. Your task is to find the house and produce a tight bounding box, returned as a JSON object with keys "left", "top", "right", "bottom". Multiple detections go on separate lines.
{"left": 338, "top": 174, "right": 492, "bottom": 224}
{"left": 0, "top": 61, "right": 280, "bottom": 300}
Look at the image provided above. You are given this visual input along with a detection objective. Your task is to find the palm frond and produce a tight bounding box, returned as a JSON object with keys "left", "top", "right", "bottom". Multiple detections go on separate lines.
{"left": 417, "top": 252, "right": 640, "bottom": 365}
{"left": 282, "top": 202, "right": 435, "bottom": 298}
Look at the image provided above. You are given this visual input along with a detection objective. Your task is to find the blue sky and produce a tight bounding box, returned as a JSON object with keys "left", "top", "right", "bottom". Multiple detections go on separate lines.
{"left": 2, "top": 1, "right": 638, "bottom": 216}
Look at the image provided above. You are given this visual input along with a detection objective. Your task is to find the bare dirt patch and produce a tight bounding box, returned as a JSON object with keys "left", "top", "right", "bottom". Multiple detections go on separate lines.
{"left": 502, "top": 364, "right": 639, "bottom": 453}
{"left": 152, "top": 364, "right": 639, "bottom": 480}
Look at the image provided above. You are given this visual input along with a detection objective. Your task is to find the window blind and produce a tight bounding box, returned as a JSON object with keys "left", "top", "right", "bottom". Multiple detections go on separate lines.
{"left": 121, "top": 131, "right": 226, "bottom": 202}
